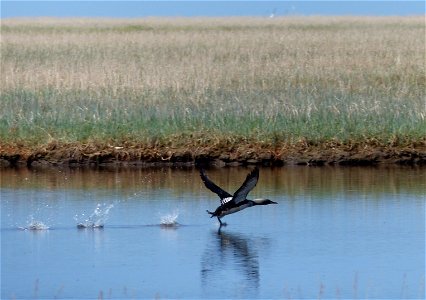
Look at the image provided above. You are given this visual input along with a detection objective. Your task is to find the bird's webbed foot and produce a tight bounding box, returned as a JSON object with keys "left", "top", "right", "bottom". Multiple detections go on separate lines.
{"left": 217, "top": 217, "right": 227, "bottom": 227}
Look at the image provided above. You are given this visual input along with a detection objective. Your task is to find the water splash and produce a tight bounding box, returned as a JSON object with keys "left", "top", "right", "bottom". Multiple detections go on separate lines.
{"left": 160, "top": 210, "right": 180, "bottom": 228}
{"left": 75, "top": 203, "right": 114, "bottom": 228}
{"left": 19, "top": 216, "right": 50, "bottom": 230}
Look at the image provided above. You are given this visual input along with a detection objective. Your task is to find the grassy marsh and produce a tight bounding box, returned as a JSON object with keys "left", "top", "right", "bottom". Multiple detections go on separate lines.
{"left": 0, "top": 17, "right": 425, "bottom": 164}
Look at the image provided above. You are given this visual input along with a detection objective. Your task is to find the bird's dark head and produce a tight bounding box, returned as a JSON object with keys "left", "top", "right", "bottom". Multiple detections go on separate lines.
{"left": 253, "top": 199, "right": 277, "bottom": 205}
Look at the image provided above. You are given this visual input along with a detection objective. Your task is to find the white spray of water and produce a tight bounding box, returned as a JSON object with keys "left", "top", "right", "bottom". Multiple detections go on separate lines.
{"left": 160, "top": 209, "right": 180, "bottom": 227}
{"left": 19, "top": 215, "right": 50, "bottom": 230}
{"left": 27, "top": 221, "right": 50, "bottom": 230}
{"left": 75, "top": 203, "right": 114, "bottom": 228}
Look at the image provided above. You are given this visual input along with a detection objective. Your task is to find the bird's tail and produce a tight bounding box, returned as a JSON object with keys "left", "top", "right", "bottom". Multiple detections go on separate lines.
{"left": 206, "top": 210, "right": 215, "bottom": 218}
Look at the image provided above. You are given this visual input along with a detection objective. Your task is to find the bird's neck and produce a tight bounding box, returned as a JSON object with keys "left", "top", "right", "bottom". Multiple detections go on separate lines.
{"left": 251, "top": 199, "right": 267, "bottom": 205}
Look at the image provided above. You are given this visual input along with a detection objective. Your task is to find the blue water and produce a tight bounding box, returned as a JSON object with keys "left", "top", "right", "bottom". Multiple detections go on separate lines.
{"left": 3, "top": 1, "right": 425, "bottom": 18}
{"left": 1, "top": 167, "right": 425, "bottom": 299}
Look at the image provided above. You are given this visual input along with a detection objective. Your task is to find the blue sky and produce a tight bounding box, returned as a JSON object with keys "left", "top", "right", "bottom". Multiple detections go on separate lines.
{"left": 1, "top": 1, "right": 425, "bottom": 18}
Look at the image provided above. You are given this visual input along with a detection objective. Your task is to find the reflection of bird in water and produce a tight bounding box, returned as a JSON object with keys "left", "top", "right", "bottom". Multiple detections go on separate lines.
{"left": 201, "top": 229, "right": 262, "bottom": 295}
{"left": 200, "top": 167, "right": 277, "bottom": 226}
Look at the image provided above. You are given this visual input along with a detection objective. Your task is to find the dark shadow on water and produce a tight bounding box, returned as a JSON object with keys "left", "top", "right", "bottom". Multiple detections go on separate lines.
{"left": 3, "top": 166, "right": 425, "bottom": 197}
{"left": 201, "top": 228, "right": 269, "bottom": 297}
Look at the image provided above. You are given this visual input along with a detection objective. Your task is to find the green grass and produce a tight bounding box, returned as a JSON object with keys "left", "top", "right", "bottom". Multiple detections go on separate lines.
{"left": 1, "top": 86, "right": 423, "bottom": 146}
{"left": 1, "top": 17, "right": 425, "bottom": 147}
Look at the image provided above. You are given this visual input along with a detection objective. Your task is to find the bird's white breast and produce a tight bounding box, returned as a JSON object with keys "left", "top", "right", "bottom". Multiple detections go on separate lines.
{"left": 220, "top": 203, "right": 252, "bottom": 217}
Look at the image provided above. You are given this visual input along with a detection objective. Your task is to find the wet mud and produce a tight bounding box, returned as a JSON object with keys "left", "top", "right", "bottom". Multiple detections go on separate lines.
{"left": 1, "top": 140, "right": 425, "bottom": 168}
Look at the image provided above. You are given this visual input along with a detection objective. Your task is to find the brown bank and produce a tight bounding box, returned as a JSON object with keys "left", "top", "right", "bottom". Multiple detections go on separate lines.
{"left": 1, "top": 139, "right": 425, "bottom": 168}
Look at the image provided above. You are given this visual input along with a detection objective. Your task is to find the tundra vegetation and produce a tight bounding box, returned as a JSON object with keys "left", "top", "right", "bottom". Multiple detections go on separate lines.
{"left": 0, "top": 17, "right": 425, "bottom": 166}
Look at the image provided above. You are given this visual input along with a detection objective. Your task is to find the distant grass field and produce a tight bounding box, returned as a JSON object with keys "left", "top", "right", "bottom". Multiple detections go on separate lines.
{"left": 1, "top": 17, "right": 425, "bottom": 148}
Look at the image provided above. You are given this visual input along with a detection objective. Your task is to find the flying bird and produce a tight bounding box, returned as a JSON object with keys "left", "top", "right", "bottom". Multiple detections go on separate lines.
{"left": 200, "top": 167, "right": 277, "bottom": 226}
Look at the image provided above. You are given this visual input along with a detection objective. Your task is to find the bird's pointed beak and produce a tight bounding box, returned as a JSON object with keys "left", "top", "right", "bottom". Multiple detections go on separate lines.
{"left": 271, "top": 201, "right": 278, "bottom": 204}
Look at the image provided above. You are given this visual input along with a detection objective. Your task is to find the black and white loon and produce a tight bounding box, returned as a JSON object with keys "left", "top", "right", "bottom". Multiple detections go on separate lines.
{"left": 200, "top": 167, "right": 277, "bottom": 226}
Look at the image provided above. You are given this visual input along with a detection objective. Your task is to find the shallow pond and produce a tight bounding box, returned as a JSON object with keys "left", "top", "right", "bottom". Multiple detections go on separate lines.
{"left": 1, "top": 166, "right": 425, "bottom": 299}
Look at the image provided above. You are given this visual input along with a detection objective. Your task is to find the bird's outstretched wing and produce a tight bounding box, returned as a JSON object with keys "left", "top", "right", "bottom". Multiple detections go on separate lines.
{"left": 232, "top": 167, "right": 259, "bottom": 204}
{"left": 200, "top": 168, "right": 232, "bottom": 201}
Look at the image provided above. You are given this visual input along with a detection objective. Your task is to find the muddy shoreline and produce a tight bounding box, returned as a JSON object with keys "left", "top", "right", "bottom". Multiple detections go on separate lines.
{"left": 1, "top": 140, "right": 425, "bottom": 168}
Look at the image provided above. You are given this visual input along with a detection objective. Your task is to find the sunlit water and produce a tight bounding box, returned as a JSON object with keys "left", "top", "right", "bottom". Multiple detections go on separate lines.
{"left": 1, "top": 166, "right": 425, "bottom": 299}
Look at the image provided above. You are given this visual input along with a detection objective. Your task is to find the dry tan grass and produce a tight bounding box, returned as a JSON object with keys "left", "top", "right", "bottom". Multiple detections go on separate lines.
{"left": 2, "top": 17, "right": 424, "bottom": 93}
{"left": 0, "top": 17, "right": 424, "bottom": 146}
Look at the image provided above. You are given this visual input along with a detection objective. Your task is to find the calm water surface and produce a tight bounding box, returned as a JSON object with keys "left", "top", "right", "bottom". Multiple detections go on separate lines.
{"left": 1, "top": 166, "right": 425, "bottom": 299}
